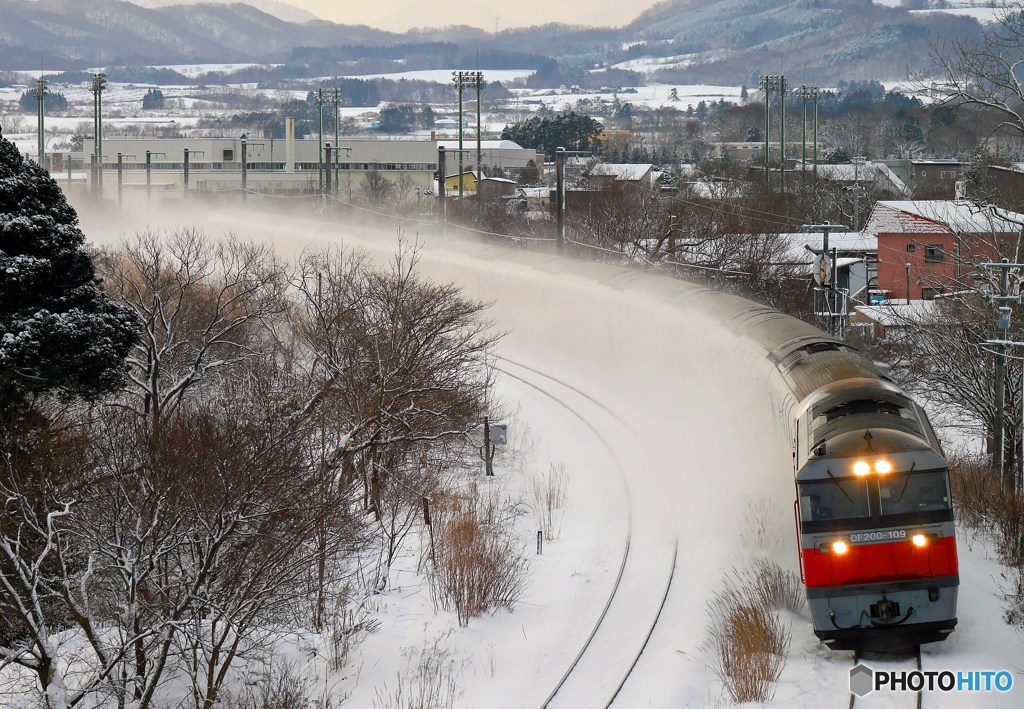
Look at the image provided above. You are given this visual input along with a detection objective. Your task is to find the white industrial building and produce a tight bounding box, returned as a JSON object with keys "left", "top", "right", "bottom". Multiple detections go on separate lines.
{"left": 437, "top": 139, "right": 542, "bottom": 178}
{"left": 71, "top": 119, "right": 439, "bottom": 196}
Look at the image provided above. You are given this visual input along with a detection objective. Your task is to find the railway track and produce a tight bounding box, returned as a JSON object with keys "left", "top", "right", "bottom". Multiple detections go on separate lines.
{"left": 495, "top": 359, "right": 679, "bottom": 709}
{"left": 848, "top": 646, "right": 922, "bottom": 709}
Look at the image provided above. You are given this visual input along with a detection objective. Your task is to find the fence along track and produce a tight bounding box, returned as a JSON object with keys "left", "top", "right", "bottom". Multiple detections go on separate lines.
{"left": 495, "top": 360, "right": 678, "bottom": 709}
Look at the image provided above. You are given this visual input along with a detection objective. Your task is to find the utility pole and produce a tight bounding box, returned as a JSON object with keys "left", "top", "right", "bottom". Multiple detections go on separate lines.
{"left": 316, "top": 88, "right": 325, "bottom": 190}
{"left": 852, "top": 155, "right": 866, "bottom": 231}
{"left": 760, "top": 75, "right": 772, "bottom": 189}
{"left": 117, "top": 152, "right": 123, "bottom": 207}
{"left": 981, "top": 258, "right": 1024, "bottom": 487}
{"left": 438, "top": 145, "right": 446, "bottom": 237}
{"left": 91, "top": 72, "right": 107, "bottom": 188}
{"left": 796, "top": 85, "right": 818, "bottom": 182}
{"left": 805, "top": 222, "right": 848, "bottom": 336}
{"left": 183, "top": 147, "right": 190, "bottom": 192}
{"left": 325, "top": 143, "right": 332, "bottom": 195}
{"left": 813, "top": 87, "right": 819, "bottom": 181}
{"left": 800, "top": 85, "right": 807, "bottom": 178}
{"left": 472, "top": 71, "right": 484, "bottom": 212}
{"left": 779, "top": 75, "right": 786, "bottom": 194}
{"left": 555, "top": 147, "right": 565, "bottom": 253}
{"left": 35, "top": 78, "right": 48, "bottom": 169}
{"left": 146, "top": 150, "right": 152, "bottom": 202}
{"left": 241, "top": 136, "right": 248, "bottom": 203}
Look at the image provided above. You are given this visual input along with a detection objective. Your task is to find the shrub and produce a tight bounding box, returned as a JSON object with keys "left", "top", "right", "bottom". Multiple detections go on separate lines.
{"left": 702, "top": 565, "right": 792, "bottom": 703}
{"left": 428, "top": 491, "right": 528, "bottom": 626}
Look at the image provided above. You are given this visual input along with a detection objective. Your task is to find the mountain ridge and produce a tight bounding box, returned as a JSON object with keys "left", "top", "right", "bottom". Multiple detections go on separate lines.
{"left": 0, "top": 0, "right": 990, "bottom": 83}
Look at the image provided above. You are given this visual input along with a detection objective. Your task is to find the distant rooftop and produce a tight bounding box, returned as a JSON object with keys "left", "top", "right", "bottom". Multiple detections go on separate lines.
{"left": 866, "top": 200, "right": 1024, "bottom": 234}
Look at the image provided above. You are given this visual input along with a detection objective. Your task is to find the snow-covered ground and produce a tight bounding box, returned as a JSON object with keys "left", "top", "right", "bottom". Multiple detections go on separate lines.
{"left": 54, "top": 197, "right": 1024, "bottom": 707}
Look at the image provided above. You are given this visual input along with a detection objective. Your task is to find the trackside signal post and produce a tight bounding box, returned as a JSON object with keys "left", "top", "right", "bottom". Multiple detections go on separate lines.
{"left": 805, "top": 223, "right": 848, "bottom": 337}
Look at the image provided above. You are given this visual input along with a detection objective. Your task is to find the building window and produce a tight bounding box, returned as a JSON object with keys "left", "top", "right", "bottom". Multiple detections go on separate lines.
{"left": 925, "top": 245, "right": 944, "bottom": 263}
{"left": 223, "top": 149, "right": 234, "bottom": 161}
{"left": 922, "top": 287, "right": 943, "bottom": 300}
{"left": 906, "top": 244, "right": 916, "bottom": 252}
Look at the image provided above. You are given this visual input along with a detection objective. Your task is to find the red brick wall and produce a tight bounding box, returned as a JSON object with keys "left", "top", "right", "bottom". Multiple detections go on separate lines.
{"left": 877, "top": 230, "right": 1005, "bottom": 300}
{"left": 877, "top": 231, "right": 960, "bottom": 300}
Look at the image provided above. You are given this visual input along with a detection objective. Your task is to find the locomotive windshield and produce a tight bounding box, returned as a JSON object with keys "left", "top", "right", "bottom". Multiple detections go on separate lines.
{"left": 798, "top": 477, "right": 871, "bottom": 523}
{"left": 878, "top": 470, "right": 951, "bottom": 515}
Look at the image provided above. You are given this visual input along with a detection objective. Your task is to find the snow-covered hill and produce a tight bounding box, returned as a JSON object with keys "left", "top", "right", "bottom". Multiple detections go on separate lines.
{"left": 128, "top": 0, "right": 319, "bottom": 24}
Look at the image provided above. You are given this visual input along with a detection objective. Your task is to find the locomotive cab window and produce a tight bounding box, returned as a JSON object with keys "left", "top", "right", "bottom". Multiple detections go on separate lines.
{"left": 799, "top": 478, "right": 871, "bottom": 523}
{"left": 878, "top": 470, "right": 950, "bottom": 515}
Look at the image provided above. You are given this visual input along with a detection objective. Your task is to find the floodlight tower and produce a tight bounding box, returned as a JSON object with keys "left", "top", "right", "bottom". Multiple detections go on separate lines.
{"left": 91, "top": 72, "right": 107, "bottom": 186}
{"left": 468, "top": 71, "right": 485, "bottom": 211}
{"left": 34, "top": 78, "right": 48, "bottom": 169}
{"left": 316, "top": 88, "right": 326, "bottom": 190}
{"left": 453, "top": 71, "right": 468, "bottom": 200}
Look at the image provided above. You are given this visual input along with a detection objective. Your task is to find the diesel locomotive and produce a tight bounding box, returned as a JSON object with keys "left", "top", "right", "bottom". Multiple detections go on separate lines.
{"left": 757, "top": 323, "right": 958, "bottom": 651}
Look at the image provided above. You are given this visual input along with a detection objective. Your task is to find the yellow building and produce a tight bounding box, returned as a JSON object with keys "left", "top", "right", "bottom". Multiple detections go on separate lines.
{"left": 444, "top": 170, "right": 478, "bottom": 193}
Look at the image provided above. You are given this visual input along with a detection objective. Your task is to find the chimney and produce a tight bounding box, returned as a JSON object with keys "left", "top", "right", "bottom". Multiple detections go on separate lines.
{"left": 285, "top": 117, "right": 295, "bottom": 173}
{"left": 431, "top": 130, "right": 436, "bottom": 141}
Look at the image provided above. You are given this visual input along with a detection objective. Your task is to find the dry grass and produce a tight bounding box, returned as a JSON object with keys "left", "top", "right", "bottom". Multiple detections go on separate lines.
{"left": 531, "top": 462, "right": 569, "bottom": 541}
{"left": 738, "top": 497, "right": 782, "bottom": 555}
{"left": 747, "top": 559, "right": 806, "bottom": 615}
{"left": 949, "top": 457, "right": 1024, "bottom": 566}
{"left": 427, "top": 490, "right": 529, "bottom": 626}
{"left": 327, "top": 586, "right": 382, "bottom": 673}
{"left": 214, "top": 655, "right": 309, "bottom": 709}
{"left": 949, "top": 457, "right": 1024, "bottom": 626}
{"left": 702, "top": 564, "right": 793, "bottom": 704}
{"left": 372, "top": 635, "right": 464, "bottom": 709}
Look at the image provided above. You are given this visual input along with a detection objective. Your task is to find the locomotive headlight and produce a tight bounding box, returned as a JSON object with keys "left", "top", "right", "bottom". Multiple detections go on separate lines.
{"left": 832, "top": 541, "right": 849, "bottom": 554}
{"left": 853, "top": 461, "right": 870, "bottom": 475}
{"left": 875, "top": 460, "right": 892, "bottom": 474}
{"left": 912, "top": 534, "right": 928, "bottom": 547}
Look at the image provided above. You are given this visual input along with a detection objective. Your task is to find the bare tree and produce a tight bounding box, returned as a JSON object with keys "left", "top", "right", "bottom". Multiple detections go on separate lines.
{"left": 928, "top": 5, "right": 1024, "bottom": 143}
{"left": 358, "top": 171, "right": 397, "bottom": 207}
{"left": 98, "top": 228, "right": 287, "bottom": 429}
{"left": 292, "top": 243, "right": 499, "bottom": 590}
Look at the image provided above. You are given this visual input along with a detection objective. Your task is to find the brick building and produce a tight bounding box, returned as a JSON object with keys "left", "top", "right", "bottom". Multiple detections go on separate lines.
{"left": 864, "top": 201, "right": 1023, "bottom": 301}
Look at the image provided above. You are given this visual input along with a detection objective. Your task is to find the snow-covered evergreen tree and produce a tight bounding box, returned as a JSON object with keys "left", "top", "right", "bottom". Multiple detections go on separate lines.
{"left": 0, "top": 127, "right": 138, "bottom": 402}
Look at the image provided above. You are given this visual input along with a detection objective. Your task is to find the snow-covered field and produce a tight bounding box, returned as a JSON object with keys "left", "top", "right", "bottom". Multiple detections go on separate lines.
{"left": 61, "top": 201, "right": 1024, "bottom": 707}
{"left": 510, "top": 83, "right": 745, "bottom": 112}
{"left": 338, "top": 69, "right": 537, "bottom": 84}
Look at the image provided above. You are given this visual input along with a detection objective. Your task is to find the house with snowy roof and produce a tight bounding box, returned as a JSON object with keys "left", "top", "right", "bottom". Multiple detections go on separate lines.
{"left": 792, "top": 161, "right": 909, "bottom": 197}
{"left": 863, "top": 200, "right": 1024, "bottom": 301}
{"left": 586, "top": 163, "right": 659, "bottom": 189}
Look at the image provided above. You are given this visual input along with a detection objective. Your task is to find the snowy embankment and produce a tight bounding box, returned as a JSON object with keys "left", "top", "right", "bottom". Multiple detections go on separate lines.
{"left": 73, "top": 202, "right": 1023, "bottom": 707}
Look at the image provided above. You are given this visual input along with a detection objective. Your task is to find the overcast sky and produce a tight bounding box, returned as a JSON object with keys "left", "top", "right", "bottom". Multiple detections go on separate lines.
{"left": 286, "top": 0, "right": 663, "bottom": 32}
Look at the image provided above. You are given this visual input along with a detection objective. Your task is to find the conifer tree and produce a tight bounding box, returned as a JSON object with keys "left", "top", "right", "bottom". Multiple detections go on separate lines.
{"left": 0, "top": 127, "right": 138, "bottom": 403}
